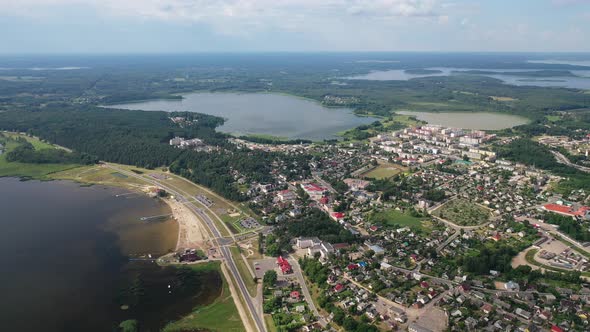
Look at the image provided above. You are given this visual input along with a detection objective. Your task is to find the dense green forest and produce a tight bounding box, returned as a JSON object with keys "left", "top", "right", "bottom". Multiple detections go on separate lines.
{"left": 545, "top": 212, "right": 590, "bottom": 242}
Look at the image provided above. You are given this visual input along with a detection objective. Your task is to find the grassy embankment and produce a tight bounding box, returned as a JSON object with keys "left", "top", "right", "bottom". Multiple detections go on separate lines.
{"left": 0, "top": 133, "right": 80, "bottom": 178}
{"left": 163, "top": 262, "right": 246, "bottom": 332}
{"left": 229, "top": 246, "right": 258, "bottom": 297}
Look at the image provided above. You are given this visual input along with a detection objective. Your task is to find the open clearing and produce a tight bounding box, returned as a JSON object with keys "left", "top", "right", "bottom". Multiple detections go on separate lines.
{"left": 0, "top": 133, "right": 80, "bottom": 178}
{"left": 433, "top": 198, "right": 491, "bottom": 226}
{"left": 371, "top": 208, "right": 426, "bottom": 231}
{"left": 362, "top": 162, "right": 406, "bottom": 179}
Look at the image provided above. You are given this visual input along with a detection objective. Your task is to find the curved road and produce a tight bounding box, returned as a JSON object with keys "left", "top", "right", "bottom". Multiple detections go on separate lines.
{"left": 105, "top": 164, "right": 267, "bottom": 332}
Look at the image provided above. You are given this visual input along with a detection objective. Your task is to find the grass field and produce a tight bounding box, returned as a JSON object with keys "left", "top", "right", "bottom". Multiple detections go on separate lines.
{"left": 362, "top": 163, "right": 406, "bottom": 179}
{"left": 371, "top": 209, "right": 426, "bottom": 231}
{"left": 0, "top": 133, "right": 81, "bottom": 178}
{"left": 163, "top": 262, "right": 246, "bottom": 332}
{"left": 230, "top": 246, "right": 258, "bottom": 297}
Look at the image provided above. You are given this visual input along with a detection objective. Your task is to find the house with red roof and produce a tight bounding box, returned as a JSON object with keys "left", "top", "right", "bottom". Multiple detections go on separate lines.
{"left": 347, "top": 263, "right": 359, "bottom": 271}
{"left": 551, "top": 325, "right": 564, "bottom": 332}
{"left": 334, "top": 283, "right": 345, "bottom": 293}
{"left": 290, "top": 291, "right": 300, "bottom": 301}
{"left": 301, "top": 182, "right": 327, "bottom": 200}
{"left": 331, "top": 212, "right": 345, "bottom": 221}
{"left": 277, "top": 256, "right": 292, "bottom": 274}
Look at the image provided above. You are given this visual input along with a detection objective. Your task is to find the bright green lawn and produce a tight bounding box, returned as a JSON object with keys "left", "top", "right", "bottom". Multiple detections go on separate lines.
{"left": 371, "top": 209, "right": 426, "bottom": 231}
{"left": 163, "top": 262, "right": 246, "bottom": 332}
{"left": 0, "top": 135, "right": 80, "bottom": 178}
{"left": 362, "top": 163, "right": 405, "bottom": 179}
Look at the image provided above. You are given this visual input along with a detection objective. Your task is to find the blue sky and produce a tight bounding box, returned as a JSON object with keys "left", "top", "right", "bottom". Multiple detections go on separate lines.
{"left": 0, "top": 0, "right": 589, "bottom": 53}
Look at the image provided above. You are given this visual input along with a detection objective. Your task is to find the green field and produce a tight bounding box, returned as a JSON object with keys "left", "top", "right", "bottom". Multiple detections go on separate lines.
{"left": 433, "top": 199, "right": 490, "bottom": 226}
{"left": 163, "top": 262, "right": 246, "bottom": 332}
{"left": 229, "top": 246, "right": 258, "bottom": 297}
{"left": 0, "top": 133, "right": 80, "bottom": 178}
{"left": 371, "top": 209, "right": 426, "bottom": 231}
{"left": 362, "top": 163, "right": 406, "bottom": 179}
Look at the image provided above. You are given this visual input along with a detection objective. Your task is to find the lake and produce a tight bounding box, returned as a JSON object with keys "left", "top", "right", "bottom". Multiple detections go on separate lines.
{"left": 346, "top": 67, "right": 590, "bottom": 89}
{"left": 0, "top": 178, "right": 220, "bottom": 332}
{"left": 397, "top": 111, "right": 529, "bottom": 130}
{"left": 106, "top": 92, "right": 378, "bottom": 140}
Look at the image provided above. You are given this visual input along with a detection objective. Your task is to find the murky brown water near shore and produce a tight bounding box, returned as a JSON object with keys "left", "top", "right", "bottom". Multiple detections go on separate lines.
{"left": 0, "top": 178, "right": 219, "bottom": 332}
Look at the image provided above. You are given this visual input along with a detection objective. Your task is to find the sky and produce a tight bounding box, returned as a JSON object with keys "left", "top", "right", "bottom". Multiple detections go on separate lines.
{"left": 0, "top": 0, "right": 589, "bottom": 54}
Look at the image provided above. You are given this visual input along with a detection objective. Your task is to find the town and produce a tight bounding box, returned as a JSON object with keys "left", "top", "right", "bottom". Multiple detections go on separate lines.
{"left": 168, "top": 122, "right": 590, "bottom": 332}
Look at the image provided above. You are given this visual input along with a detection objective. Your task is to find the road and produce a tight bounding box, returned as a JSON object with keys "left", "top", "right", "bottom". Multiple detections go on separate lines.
{"left": 105, "top": 164, "right": 267, "bottom": 332}
{"left": 289, "top": 255, "right": 328, "bottom": 327}
{"left": 552, "top": 150, "right": 590, "bottom": 173}
{"left": 312, "top": 173, "right": 337, "bottom": 194}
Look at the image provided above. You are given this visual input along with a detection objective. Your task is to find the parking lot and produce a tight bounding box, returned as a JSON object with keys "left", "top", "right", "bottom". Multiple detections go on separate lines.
{"left": 252, "top": 258, "right": 279, "bottom": 279}
{"left": 240, "top": 217, "right": 261, "bottom": 229}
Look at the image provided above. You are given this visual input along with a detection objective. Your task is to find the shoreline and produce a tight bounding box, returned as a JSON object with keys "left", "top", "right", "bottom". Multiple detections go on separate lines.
{"left": 164, "top": 197, "right": 211, "bottom": 252}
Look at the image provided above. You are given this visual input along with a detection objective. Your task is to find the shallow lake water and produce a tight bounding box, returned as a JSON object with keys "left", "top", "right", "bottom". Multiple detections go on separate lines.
{"left": 398, "top": 111, "right": 529, "bottom": 130}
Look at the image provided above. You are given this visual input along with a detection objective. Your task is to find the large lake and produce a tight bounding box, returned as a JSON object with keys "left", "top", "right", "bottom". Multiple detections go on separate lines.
{"left": 346, "top": 67, "right": 590, "bottom": 89}
{"left": 107, "top": 92, "right": 378, "bottom": 140}
{"left": 398, "top": 111, "right": 529, "bottom": 130}
{"left": 0, "top": 178, "right": 220, "bottom": 332}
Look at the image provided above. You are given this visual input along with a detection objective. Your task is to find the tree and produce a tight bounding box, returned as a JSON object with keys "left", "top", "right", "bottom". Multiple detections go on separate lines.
{"left": 263, "top": 270, "right": 278, "bottom": 287}
{"left": 119, "top": 320, "right": 138, "bottom": 332}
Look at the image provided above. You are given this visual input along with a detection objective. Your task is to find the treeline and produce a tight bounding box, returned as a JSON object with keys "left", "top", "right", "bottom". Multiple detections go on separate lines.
{"left": 545, "top": 212, "right": 590, "bottom": 242}
{"left": 5, "top": 140, "right": 96, "bottom": 165}
{"left": 0, "top": 106, "right": 224, "bottom": 168}
{"left": 285, "top": 209, "right": 358, "bottom": 244}
{"left": 171, "top": 150, "right": 276, "bottom": 201}
{"left": 237, "top": 135, "right": 312, "bottom": 145}
{"left": 460, "top": 242, "right": 521, "bottom": 274}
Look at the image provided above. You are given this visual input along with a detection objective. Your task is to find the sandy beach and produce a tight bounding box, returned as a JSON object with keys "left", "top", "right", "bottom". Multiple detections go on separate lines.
{"left": 166, "top": 198, "right": 212, "bottom": 251}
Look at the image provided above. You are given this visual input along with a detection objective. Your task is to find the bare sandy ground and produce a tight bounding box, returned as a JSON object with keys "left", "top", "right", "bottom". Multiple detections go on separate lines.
{"left": 166, "top": 198, "right": 211, "bottom": 250}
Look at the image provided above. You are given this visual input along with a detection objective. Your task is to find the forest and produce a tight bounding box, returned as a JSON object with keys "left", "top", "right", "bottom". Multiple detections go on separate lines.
{"left": 5, "top": 139, "right": 96, "bottom": 165}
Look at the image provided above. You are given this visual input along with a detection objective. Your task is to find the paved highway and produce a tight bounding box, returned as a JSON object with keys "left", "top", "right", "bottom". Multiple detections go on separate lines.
{"left": 105, "top": 164, "right": 267, "bottom": 332}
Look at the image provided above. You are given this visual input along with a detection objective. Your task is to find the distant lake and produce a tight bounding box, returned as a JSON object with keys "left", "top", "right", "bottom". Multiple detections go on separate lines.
{"left": 398, "top": 111, "right": 529, "bottom": 130}
{"left": 346, "top": 67, "right": 590, "bottom": 89}
{"left": 107, "top": 92, "right": 378, "bottom": 140}
{"left": 0, "top": 178, "right": 220, "bottom": 332}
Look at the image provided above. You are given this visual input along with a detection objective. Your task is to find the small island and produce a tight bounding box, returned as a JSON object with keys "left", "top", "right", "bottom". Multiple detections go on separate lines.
{"left": 404, "top": 69, "right": 444, "bottom": 75}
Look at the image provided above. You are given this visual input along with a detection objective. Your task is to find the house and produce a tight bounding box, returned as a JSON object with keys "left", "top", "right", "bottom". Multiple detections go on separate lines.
{"left": 331, "top": 212, "right": 345, "bottom": 221}
{"left": 551, "top": 325, "right": 564, "bottom": 332}
{"left": 505, "top": 281, "right": 520, "bottom": 291}
{"left": 334, "top": 284, "right": 345, "bottom": 293}
{"left": 515, "top": 308, "right": 532, "bottom": 320}
{"left": 296, "top": 237, "right": 321, "bottom": 249}
{"left": 277, "top": 256, "right": 292, "bottom": 274}
{"left": 290, "top": 291, "right": 301, "bottom": 301}
{"left": 277, "top": 190, "right": 296, "bottom": 201}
